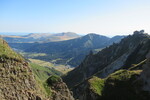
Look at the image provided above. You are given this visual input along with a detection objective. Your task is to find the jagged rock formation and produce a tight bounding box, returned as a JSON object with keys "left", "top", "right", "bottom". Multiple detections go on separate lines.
{"left": 0, "top": 38, "right": 74, "bottom": 100}
{"left": 63, "top": 30, "right": 150, "bottom": 88}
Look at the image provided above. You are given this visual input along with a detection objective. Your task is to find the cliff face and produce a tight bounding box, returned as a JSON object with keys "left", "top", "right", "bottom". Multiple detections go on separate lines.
{"left": 0, "top": 59, "right": 44, "bottom": 100}
{"left": 140, "top": 51, "right": 150, "bottom": 91}
{"left": 63, "top": 30, "right": 150, "bottom": 88}
{"left": 0, "top": 38, "right": 74, "bottom": 100}
{"left": 0, "top": 38, "right": 45, "bottom": 100}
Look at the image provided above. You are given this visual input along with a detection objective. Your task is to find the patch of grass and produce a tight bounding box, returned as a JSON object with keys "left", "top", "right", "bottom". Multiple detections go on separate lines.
{"left": 29, "top": 63, "right": 53, "bottom": 96}
{"left": 43, "top": 82, "right": 52, "bottom": 96}
{"left": 107, "top": 69, "right": 142, "bottom": 81}
{"left": 88, "top": 76, "right": 104, "bottom": 96}
{"left": 34, "top": 73, "right": 49, "bottom": 96}
{"left": 129, "top": 59, "right": 147, "bottom": 70}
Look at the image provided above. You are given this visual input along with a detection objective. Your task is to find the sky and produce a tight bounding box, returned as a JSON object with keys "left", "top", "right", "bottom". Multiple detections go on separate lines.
{"left": 0, "top": 0, "right": 150, "bottom": 36}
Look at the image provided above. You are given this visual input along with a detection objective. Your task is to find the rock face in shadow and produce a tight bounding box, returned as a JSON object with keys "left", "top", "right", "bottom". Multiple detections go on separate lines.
{"left": 70, "top": 51, "right": 150, "bottom": 100}
{"left": 140, "top": 51, "right": 150, "bottom": 91}
{"left": 73, "top": 69, "right": 150, "bottom": 100}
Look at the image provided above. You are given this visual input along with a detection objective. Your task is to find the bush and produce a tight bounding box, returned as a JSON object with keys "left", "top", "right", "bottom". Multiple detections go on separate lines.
{"left": 46, "top": 75, "right": 61, "bottom": 86}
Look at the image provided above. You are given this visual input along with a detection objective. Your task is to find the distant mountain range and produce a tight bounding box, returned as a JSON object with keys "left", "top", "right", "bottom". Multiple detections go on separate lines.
{"left": 8, "top": 33, "right": 124, "bottom": 67}
{"left": 1, "top": 32, "right": 80, "bottom": 43}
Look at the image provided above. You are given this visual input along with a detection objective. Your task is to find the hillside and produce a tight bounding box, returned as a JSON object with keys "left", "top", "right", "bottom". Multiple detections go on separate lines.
{"left": 63, "top": 30, "right": 150, "bottom": 88}
{"left": 2, "top": 32, "right": 80, "bottom": 43}
{"left": 0, "top": 38, "right": 46, "bottom": 99}
{"left": 30, "top": 63, "right": 62, "bottom": 81}
{"left": 71, "top": 51, "right": 150, "bottom": 100}
{"left": 0, "top": 38, "right": 74, "bottom": 100}
{"left": 9, "top": 33, "right": 124, "bottom": 67}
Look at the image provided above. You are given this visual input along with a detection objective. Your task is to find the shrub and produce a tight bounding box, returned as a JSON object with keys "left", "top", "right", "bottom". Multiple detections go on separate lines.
{"left": 46, "top": 75, "right": 61, "bottom": 86}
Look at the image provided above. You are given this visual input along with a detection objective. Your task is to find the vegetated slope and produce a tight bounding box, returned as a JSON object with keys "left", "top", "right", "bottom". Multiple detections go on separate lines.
{"left": 9, "top": 33, "right": 124, "bottom": 67}
{"left": 63, "top": 30, "right": 150, "bottom": 88}
{"left": 0, "top": 38, "right": 46, "bottom": 99}
{"left": 0, "top": 38, "right": 74, "bottom": 100}
{"left": 71, "top": 51, "right": 150, "bottom": 100}
{"left": 30, "top": 64, "right": 74, "bottom": 100}
{"left": 30, "top": 63, "right": 62, "bottom": 81}
{"left": 2, "top": 32, "right": 80, "bottom": 43}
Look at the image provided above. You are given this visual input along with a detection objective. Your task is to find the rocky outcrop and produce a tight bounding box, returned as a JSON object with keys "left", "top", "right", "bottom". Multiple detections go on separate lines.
{"left": 46, "top": 75, "right": 74, "bottom": 100}
{"left": 72, "top": 76, "right": 103, "bottom": 100}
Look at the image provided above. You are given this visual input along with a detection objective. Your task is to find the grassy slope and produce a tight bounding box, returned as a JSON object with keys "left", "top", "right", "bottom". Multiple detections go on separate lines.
{"left": 0, "top": 38, "right": 23, "bottom": 60}
{"left": 30, "top": 63, "right": 62, "bottom": 82}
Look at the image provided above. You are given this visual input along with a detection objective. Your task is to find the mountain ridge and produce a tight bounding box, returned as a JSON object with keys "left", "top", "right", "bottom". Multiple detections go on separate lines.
{"left": 8, "top": 33, "right": 124, "bottom": 67}
{"left": 2, "top": 32, "right": 80, "bottom": 43}
{"left": 63, "top": 30, "right": 150, "bottom": 88}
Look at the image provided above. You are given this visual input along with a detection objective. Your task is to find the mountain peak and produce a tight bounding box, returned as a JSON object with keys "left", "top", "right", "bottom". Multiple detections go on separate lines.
{"left": 132, "top": 30, "right": 150, "bottom": 40}
{"left": 133, "top": 30, "right": 148, "bottom": 36}
{"left": 54, "top": 32, "right": 79, "bottom": 37}
{"left": 87, "top": 33, "right": 102, "bottom": 36}
{"left": 85, "top": 33, "right": 107, "bottom": 38}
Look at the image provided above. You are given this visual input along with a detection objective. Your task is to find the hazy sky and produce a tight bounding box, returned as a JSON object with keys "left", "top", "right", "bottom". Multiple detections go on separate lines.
{"left": 0, "top": 0, "right": 150, "bottom": 36}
